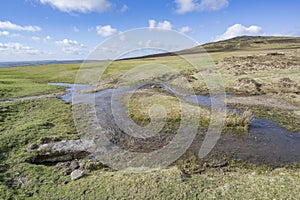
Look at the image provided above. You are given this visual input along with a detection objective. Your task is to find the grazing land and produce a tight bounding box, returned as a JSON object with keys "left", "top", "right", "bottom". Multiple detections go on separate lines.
{"left": 0, "top": 36, "right": 300, "bottom": 199}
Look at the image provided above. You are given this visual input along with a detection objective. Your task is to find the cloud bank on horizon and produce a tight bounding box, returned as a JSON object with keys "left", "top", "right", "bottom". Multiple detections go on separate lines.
{"left": 0, "top": 0, "right": 299, "bottom": 61}
{"left": 214, "top": 24, "right": 263, "bottom": 41}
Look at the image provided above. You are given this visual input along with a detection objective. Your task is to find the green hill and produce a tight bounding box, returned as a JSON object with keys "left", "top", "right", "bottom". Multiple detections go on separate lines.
{"left": 188, "top": 36, "right": 300, "bottom": 53}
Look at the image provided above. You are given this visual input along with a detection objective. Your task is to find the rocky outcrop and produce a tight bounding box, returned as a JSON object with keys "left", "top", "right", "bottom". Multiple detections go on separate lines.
{"left": 26, "top": 139, "right": 94, "bottom": 164}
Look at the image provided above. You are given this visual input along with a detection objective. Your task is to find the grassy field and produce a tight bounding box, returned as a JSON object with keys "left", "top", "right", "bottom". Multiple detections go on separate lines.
{"left": 0, "top": 36, "right": 300, "bottom": 199}
{"left": 1, "top": 99, "right": 300, "bottom": 199}
{"left": 0, "top": 63, "right": 81, "bottom": 99}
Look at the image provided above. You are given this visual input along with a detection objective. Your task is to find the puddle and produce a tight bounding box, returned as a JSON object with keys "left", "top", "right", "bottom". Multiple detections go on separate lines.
{"left": 49, "top": 82, "right": 111, "bottom": 104}
{"left": 49, "top": 82, "right": 300, "bottom": 167}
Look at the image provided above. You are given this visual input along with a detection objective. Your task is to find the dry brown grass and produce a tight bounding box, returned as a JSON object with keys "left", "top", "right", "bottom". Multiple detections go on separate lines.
{"left": 225, "top": 110, "right": 254, "bottom": 131}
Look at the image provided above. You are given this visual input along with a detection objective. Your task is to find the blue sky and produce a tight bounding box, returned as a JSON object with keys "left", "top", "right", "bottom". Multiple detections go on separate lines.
{"left": 0, "top": 0, "right": 299, "bottom": 61}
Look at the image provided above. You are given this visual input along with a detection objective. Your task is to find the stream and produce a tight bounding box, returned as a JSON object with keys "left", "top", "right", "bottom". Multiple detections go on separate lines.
{"left": 49, "top": 82, "right": 300, "bottom": 167}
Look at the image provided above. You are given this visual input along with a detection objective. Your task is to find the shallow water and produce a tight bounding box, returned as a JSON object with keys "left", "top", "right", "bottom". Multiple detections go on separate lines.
{"left": 50, "top": 82, "right": 300, "bottom": 166}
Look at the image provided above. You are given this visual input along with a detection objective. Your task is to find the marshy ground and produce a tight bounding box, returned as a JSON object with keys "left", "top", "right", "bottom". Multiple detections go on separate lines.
{"left": 0, "top": 36, "right": 300, "bottom": 199}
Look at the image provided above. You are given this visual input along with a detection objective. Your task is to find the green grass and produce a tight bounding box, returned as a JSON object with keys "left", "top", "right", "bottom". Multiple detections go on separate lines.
{"left": 124, "top": 89, "right": 255, "bottom": 134}
{"left": 27, "top": 165, "right": 300, "bottom": 199}
{"left": 0, "top": 63, "right": 80, "bottom": 99}
{"left": 0, "top": 58, "right": 199, "bottom": 99}
{"left": 0, "top": 98, "right": 78, "bottom": 199}
{"left": 249, "top": 107, "right": 300, "bottom": 132}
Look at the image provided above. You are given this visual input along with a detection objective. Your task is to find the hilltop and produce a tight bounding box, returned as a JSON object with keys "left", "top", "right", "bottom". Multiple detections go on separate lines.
{"left": 120, "top": 36, "right": 300, "bottom": 60}
{"left": 184, "top": 36, "right": 300, "bottom": 54}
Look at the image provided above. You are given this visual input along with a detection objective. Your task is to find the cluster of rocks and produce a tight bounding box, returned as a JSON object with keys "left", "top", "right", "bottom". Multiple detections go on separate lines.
{"left": 26, "top": 138, "right": 105, "bottom": 181}
{"left": 26, "top": 138, "right": 94, "bottom": 164}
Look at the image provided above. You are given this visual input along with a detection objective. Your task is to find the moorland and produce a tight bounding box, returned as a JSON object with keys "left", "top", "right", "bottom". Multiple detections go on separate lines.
{"left": 0, "top": 36, "right": 300, "bottom": 199}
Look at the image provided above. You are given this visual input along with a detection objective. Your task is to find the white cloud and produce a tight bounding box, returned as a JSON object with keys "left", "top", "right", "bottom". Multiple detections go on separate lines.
{"left": 120, "top": 4, "right": 128, "bottom": 12}
{"left": 158, "top": 21, "right": 173, "bottom": 30}
{"left": 148, "top": 20, "right": 173, "bottom": 31}
{"left": 174, "top": 0, "right": 194, "bottom": 14}
{"left": 0, "top": 21, "right": 41, "bottom": 32}
{"left": 149, "top": 20, "right": 192, "bottom": 33}
{"left": 55, "top": 38, "right": 85, "bottom": 54}
{"left": 200, "top": 0, "right": 229, "bottom": 11}
{"left": 148, "top": 20, "right": 156, "bottom": 29}
{"left": 214, "top": 24, "right": 263, "bottom": 41}
{"left": 32, "top": 36, "right": 41, "bottom": 42}
{"left": 0, "top": 31, "right": 9, "bottom": 36}
{"left": 96, "top": 25, "right": 118, "bottom": 37}
{"left": 32, "top": 36, "right": 53, "bottom": 43}
{"left": 174, "top": 0, "right": 229, "bottom": 14}
{"left": 55, "top": 38, "right": 80, "bottom": 46}
{"left": 179, "top": 26, "right": 192, "bottom": 34}
{"left": 43, "top": 35, "right": 52, "bottom": 42}
{"left": 39, "top": 0, "right": 112, "bottom": 13}
{"left": 0, "top": 42, "right": 42, "bottom": 55}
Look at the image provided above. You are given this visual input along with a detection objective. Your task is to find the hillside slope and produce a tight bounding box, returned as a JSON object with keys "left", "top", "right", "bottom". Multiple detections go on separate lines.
{"left": 121, "top": 36, "right": 300, "bottom": 60}
{"left": 186, "top": 36, "right": 300, "bottom": 54}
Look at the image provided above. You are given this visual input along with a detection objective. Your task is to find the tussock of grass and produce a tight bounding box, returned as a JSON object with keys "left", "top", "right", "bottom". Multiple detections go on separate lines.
{"left": 225, "top": 110, "right": 254, "bottom": 131}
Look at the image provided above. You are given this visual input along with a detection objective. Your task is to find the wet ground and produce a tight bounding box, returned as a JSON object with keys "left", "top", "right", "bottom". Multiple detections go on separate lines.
{"left": 49, "top": 82, "right": 300, "bottom": 167}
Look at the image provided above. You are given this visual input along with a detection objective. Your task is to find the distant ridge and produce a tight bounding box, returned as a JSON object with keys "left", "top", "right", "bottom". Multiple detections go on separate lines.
{"left": 0, "top": 60, "right": 104, "bottom": 68}
{"left": 119, "top": 36, "right": 300, "bottom": 60}
{"left": 187, "top": 36, "right": 300, "bottom": 54}
{"left": 3, "top": 36, "right": 300, "bottom": 66}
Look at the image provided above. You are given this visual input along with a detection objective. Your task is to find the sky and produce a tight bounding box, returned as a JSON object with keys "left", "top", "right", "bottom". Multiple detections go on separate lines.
{"left": 0, "top": 0, "right": 299, "bottom": 61}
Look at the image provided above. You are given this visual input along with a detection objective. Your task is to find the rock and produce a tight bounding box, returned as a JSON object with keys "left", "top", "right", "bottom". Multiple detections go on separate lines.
{"left": 150, "top": 84, "right": 162, "bottom": 89}
{"left": 15, "top": 177, "right": 27, "bottom": 188}
{"left": 26, "top": 143, "right": 39, "bottom": 151}
{"left": 70, "top": 169, "right": 85, "bottom": 181}
{"left": 69, "top": 160, "right": 79, "bottom": 171}
{"left": 26, "top": 139, "right": 94, "bottom": 164}
{"left": 40, "top": 137, "right": 60, "bottom": 144}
